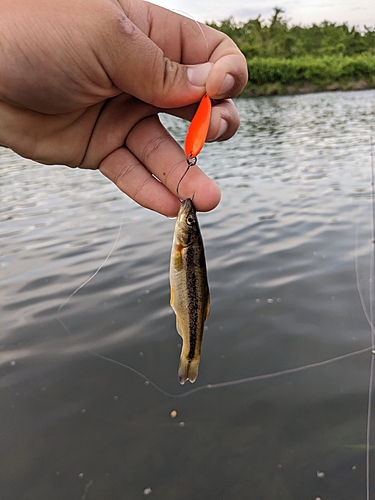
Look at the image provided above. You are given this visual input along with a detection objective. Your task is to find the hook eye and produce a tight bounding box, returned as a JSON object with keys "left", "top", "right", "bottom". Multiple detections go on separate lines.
{"left": 187, "top": 156, "right": 197, "bottom": 167}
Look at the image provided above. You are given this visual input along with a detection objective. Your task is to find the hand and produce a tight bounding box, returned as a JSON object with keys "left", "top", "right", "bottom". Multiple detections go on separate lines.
{"left": 0, "top": 0, "right": 247, "bottom": 216}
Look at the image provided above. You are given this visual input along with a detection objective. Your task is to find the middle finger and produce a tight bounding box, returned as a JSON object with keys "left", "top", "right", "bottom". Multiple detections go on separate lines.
{"left": 126, "top": 114, "right": 221, "bottom": 212}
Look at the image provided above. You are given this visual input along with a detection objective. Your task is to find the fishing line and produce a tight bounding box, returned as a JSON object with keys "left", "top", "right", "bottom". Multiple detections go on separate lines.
{"left": 172, "top": 10, "right": 210, "bottom": 64}
{"left": 367, "top": 357, "right": 374, "bottom": 500}
{"left": 365, "top": 136, "right": 375, "bottom": 500}
{"left": 57, "top": 207, "right": 125, "bottom": 335}
{"left": 81, "top": 479, "right": 94, "bottom": 500}
{"left": 91, "top": 343, "right": 375, "bottom": 399}
{"left": 350, "top": 137, "right": 375, "bottom": 500}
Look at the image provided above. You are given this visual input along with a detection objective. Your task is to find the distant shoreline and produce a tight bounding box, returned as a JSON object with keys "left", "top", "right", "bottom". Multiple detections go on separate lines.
{"left": 241, "top": 78, "right": 375, "bottom": 97}
{"left": 240, "top": 54, "right": 375, "bottom": 98}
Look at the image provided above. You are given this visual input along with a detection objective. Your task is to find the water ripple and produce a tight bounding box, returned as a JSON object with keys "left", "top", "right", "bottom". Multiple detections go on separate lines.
{"left": 1, "top": 90, "right": 375, "bottom": 500}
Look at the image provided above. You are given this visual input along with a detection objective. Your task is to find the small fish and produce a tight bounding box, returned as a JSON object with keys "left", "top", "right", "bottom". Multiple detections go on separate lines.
{"left": 170, "top": 198, "right": 210, "bottom": 384}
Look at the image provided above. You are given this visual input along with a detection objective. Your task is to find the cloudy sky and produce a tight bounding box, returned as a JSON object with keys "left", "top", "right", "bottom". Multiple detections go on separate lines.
{"left": 151, "top": 0, "right": 374, "bottom": 28}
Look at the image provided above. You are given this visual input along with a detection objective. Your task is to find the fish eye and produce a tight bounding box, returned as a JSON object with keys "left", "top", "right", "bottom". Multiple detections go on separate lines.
{"left": 186, "top": 214, "right": 195, "bottom": 226}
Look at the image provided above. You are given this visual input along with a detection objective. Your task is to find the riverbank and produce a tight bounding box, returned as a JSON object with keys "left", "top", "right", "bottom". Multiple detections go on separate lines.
{"left": 242, "top": 77, "right": 375, "bottom": 97}
{"left": 242, "top": 54, "right": 375, "bottom": 97}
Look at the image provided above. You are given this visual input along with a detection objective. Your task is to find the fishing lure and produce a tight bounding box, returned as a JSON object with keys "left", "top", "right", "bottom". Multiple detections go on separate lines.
{"left": 184, "top": 93, "right": 212, "bottom": 163}
{"left": 176, "top": 94, "right": 212, "bottom": 201}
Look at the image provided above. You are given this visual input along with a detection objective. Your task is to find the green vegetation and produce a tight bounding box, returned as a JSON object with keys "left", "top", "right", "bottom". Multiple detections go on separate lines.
{"left": 208, "top": 9, "right": 375, "bottom": 96}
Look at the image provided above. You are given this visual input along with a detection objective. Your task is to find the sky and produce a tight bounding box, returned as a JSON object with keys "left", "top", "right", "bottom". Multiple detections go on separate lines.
{"left": 151, "top": 0, "right": 374, "bottom": 28}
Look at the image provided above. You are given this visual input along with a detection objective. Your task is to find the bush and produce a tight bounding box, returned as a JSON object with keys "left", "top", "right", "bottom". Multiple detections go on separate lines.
{"left": 247, "top": 55, "right": 375, "bottom": 86}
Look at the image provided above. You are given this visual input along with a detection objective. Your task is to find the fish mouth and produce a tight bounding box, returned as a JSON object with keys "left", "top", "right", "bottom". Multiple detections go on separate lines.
{"left": 181, "top": 198, "right": 194, "bottom": 211}
{"left": 177, "top": 198, "right": 196, "bottom": 223}
{"left": 183, "top": 198, "right": 197, "bottom": 216}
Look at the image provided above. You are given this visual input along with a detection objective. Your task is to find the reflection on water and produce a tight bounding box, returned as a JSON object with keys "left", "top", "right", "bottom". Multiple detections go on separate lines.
{"left": 1, "top": 90, "right": 375, "bottom": 500}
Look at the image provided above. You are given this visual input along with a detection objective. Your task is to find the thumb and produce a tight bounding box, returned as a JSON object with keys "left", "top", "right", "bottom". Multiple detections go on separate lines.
{"left": 101, "top": 17, "right": 213, "bottom": 108}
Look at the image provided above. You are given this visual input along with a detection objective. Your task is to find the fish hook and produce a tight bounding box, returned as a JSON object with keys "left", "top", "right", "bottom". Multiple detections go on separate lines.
{"left": 176, "top": 157, "right": 197, "bottom": 203}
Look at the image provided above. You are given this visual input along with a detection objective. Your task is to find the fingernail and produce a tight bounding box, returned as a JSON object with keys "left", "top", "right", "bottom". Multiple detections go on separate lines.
{"left": 187, "top": 62, "right": 213, "bottom": 87}
{"left": 211, "top": 119, "right": 228, "bottom": 142}
{"left": 219, "top": 73, "right": 235, "bottom": 96}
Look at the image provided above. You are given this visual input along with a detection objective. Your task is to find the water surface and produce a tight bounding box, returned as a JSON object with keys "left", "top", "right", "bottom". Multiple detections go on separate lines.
{"left": 1, "top": 90, "right": 375, "bottom": 500}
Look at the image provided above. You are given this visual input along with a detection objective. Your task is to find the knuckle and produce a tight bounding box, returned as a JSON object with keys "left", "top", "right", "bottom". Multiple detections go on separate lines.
{"left": 142, "top": 132, "right": 175, "bottom": 163}
{"left": 113, "top": 161, "right": 139, "bottom": 188}
{"left": 148, "top": 57, "right": 183, "bottom": 106}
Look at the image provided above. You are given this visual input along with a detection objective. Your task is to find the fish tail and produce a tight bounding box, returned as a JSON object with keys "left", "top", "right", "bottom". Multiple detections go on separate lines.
{"left": 178, "top": 356, "right": 200, "bottom": 385}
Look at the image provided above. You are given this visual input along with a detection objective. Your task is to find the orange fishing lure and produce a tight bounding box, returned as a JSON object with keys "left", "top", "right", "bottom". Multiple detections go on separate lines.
{"left": 184, "top": 94, "right": 212, "bottom": 162}
{"left": 176, "top": 94, "right": 212, "bottom": 201}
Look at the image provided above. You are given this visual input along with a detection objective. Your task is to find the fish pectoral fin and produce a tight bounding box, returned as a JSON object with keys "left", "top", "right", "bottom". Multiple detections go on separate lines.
{"left": 204, "top": 294, "right": 211, "bottom": 321}
{"left": 170, "top": 286, "right": 175, "bottom": 308}
{"left": 173, "top": 247, "right": 183, "bottom": 271}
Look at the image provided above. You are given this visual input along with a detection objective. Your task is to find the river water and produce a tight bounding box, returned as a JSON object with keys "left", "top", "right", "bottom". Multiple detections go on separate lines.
{"left": 1, "top": 90, "right": 375, "bottom": 500}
